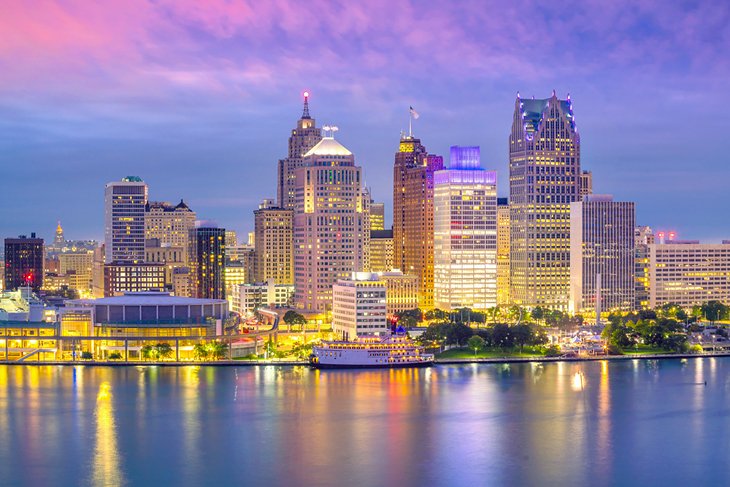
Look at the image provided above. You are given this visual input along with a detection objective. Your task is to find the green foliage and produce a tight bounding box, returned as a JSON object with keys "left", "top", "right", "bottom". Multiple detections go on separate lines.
{"left": 283, "top": 310, "right": 307, "bottom": 330}
{"left": 701, "top": 301, "right": 728, "bottom": 322}
{"left": 207, "top": 341, "right": 228, "bottom": 360}
{"left": 543, "top": 344, "right": 561, "bottom": 357}
{"left": 395, "top": 309, "right": 423, "bottom": 328}
{"left": 141, "top": 342, "right": 174, "bottom": 360}
{"left": 193, "top": 343, "right": 209, "bottom": 360}
{"left": 689, "top": 344, "right": 704, "bottom": 354}
{"left": 108, "top": 352, "right": 122, "bottom": 360}
{"left": 424, "top": 308, "right": 448, "bottom": 321}
{"left": 80, "top": 351, "right": 93, "bottom": 360}
{"left": 606, "top": 343, "right": 623, "bottom": 355}
{"left": 467, "top": 335, "right": 485, "bottom": 356}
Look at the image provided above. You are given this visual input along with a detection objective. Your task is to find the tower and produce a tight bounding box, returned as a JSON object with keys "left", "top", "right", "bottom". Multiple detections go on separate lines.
{"left": 433, "top": 146, "right": 498, "bottom": 310}
{"left": 4, "top": 234, "right": 44, "bottom": 292}
{"left": 253, "top": 199, "right": 294, "bottom": 285}
{"left": 104, "top": 176, "right": 148, "bottom": 264}
{"left": 277, "top": 92, "right": 323, "bottom": 210}
{"left": 392, "top": 134, "right": 443, "bottom": 310}
{"left": 509, "top": 92, "right": 580, "bottom": 309}
{"left": 293, "top": 128, "right": 364, "bottom": 312}
{"left": 192, "top": 226, "right": 226, "bottom": 299}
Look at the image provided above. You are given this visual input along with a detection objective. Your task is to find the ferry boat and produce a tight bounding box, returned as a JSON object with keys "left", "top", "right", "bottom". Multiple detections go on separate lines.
{"left": 309, "top": 331, "right": 434, "bottom": 369}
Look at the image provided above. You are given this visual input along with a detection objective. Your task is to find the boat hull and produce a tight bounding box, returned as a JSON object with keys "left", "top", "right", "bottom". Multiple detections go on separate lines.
{"left": 310, "top": 360, "right": 433, "bottom": 369}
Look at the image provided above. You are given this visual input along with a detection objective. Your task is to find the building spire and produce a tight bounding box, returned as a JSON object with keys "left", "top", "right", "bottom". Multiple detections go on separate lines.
{"left": 302, "top": 91, "right": 311, "bottom": 119}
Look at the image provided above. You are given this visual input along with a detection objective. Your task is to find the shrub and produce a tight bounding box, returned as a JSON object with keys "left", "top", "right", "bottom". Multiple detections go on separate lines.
{"left": 80, "top": 351, "right": 93, "bottom": 360}
{"left": 689, "top": 344, "right": 704, "bottom": 355}
{"left": 543, "top": 344, "right": 561, "bottom": 357}
{"left": 108, "top": 352, "right": 122, "bottom": 360}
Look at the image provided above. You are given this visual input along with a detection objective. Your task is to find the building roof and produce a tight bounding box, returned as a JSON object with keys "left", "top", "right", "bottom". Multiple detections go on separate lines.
{"left": 519, "top": 96, "right": 575, "bottom": 135}
{"left": 303, "top": 137, "right": 352, "bottom": 157}
{"left": 69, "top": 292, "right": 226, "bottom": 306}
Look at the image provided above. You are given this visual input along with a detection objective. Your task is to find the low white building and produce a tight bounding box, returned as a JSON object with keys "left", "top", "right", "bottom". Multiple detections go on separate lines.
{"left": 229, "top": 280, "right": 294, "bottom": 316}
{"left": 332, "top": 273, "right": 387, "bottom": 340}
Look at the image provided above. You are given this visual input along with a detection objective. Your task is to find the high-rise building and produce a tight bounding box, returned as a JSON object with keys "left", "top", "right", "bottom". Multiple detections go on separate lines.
{"left": 649, "top": 241, "right": 730, "bottom": 308}
{"left": 225, "top": 230, "right": 238, "bottom": 248}
{"left": 569, "top": 195, "right": 636, "bottom": 315}
{"left": 145, "top": 239, "right": 187, "bottom": 295}
{"left": 434, "top": 146, "right": 498, "bottom": 310}
{"left": 497, "top": 198, "right": 511, "bottom": 306}
{"left": 332, "top": 273, "right": 387, "bottom": 340}
{"left": 277, "top": 92, "right": 323, "bottom": 210}
{"left": 105, "top": 177, "right": 148, "bottom": 264}
{"left": 509, "top": 92, "right": 581, "bottom": 309}
{"left": 59, "top": 251, "right": 94, "bottom": 295}
{"left": 392, "top": 134, "right": 444, "bottom": 310}
{"left": 229, "top": 280, "right": 294, "bottom": 317}
{"left": 379, "top": 270, "right": 419, "bottom": 315}
{"left": 253, "top": 199, "right": 294, "bottom": 285}
{"left": 4, "top": 234, "right": 44, "bottom": 292}
{"left": 579, "top": 170, "right": 593, "bottom": 197}
{"left": 361, "top": 187, "right": 371, "bottom": 272}
{"left": 293, "top": 131, "right": 365, "bottom": 312}
{"left": 103, "top": 263, "right": 166, "bottom": 297}
{"left": 370, "top": 229, "right": 394, "bottom": 272}
{"left": 370, "top": 201, "right": 385, "bottom": 231}
{"left": 191, "top": 227, "right": 226, "bottom": 299}
{"left": 145, "top": 200, "right": 196, "bottom": 261}
{"left": 634, "top": 226, "right": 654, "bottom": 310}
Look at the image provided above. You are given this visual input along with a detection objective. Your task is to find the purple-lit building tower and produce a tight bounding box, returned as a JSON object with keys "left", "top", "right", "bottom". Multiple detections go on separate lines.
{"left": 509, "top": 92, "right": 581, "bottom": 309}
{"left": 433, "top": 147, "right": 497, "bottom": 310}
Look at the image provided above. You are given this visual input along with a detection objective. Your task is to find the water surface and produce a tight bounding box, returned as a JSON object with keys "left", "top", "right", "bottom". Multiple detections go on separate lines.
{"left": 1, "top": 359, "right": 729, "bottom": 486}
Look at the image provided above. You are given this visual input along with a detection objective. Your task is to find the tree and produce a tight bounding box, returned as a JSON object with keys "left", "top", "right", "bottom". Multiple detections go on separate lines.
{"left": 531, "top": 307, "right": 545, "bottom": 324}
{"left": 701, "top": 301, "right": 727, "bottom": 322}
{"left": 283, "top": 310, "right": 307, "bottom": 331}
{"left": 141, "top": 345, "right": 155, "bottom": 360}
{"left": 193, "top": 343, "right": 209, "bottom": 361}
{"left": 543, "top": 344, "right": 561, "bottom": 357}
{"left": 425, "top": 309, "right": 448, "bottom": 321}
{"left": 491, "top": 323, "right": 513, "bottom": 349}
{"left": 81, "top": 351, "right": 93, "bottom": 360}
{"left": 155, "top": 342, "right": 173, "bottom": 360}
{"left": 467, "top": 335, "right": 485, "bottom": 356}
{"left": 511, "top": 324, "right": 533, "bottom": 353}
{"left": 207, "top": 341, "right": 228, "bottom": 360}
{"left": 108, "top": 352, "right": 122, "bottom": 360}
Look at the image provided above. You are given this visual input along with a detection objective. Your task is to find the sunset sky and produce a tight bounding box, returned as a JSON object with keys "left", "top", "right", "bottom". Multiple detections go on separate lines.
{"left": 1, "top": 0, "right": 729, "bottom": 242}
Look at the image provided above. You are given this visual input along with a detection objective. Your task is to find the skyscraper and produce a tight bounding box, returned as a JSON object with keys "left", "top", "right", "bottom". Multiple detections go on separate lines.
{"left": 191, "top": 226, "right": 226, "bottom": 299}
{"left": 634, "top": 225, "right": 654, "bottom": 310}
{"left": 509, "top": 92, "right": 581, "bottom": 309}
{"left": 277, "top": 92, "right": 323, "bottom": 210}
{"left": 293, "top": 130, "right": 365, "bottom": 312}
{"left": 433, "top": 146, "right": 498, "bottom": 310}
{"left": 370, "top": 201, "right": 385, "bottom": 231}
{"left": 145, "top": 200, "right": 196, "bottom": 261}
{"left": 569, "top": 195, "right": 635, "bottom": 315}
{"left": 104, "top": 176, "right": 148, "bottom": 264}
{"left": 392, "top": 134, "right": 444, "bottom": 310}
{"left": 253, "top": 199, "right": 294, "bottom": 285}
{"left": 370, "top": 229, "right": 394, "bottom": 272}
{"left": 4, "top": 234, "right": 44, "bottom": 292}
{"left": 496, "top": 198, "right": 511, "bottom": 306}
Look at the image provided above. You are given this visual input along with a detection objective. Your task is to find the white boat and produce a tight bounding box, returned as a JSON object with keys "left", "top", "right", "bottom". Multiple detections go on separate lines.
{"left": 309, "top": 331, "right": 434, "bottom": 369}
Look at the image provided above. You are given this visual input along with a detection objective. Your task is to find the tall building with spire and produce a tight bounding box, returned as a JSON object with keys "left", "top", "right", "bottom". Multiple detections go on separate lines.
{"left": 277, "top": 92, "right": 323, "bottom": 210}
{"left": 392, "top": 134, "right": 443, "bottom": 310}
{"left": 293, "top": 129, "right": 365, "bottom": 312}
{"left": 54, "top": 221, "right": 64, "bottom": 246}
{"left": 509, "top": 92, "right": 581, "bottom": 309}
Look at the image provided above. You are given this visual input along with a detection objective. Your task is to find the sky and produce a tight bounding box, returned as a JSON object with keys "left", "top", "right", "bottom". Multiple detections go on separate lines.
{"left": 1, "top": 0, "right": 730, "bottom": 244}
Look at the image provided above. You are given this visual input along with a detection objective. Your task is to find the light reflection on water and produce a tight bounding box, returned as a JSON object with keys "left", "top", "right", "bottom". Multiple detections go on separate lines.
{"left": 0, "top": 360, "right": 729, "bottom": 486}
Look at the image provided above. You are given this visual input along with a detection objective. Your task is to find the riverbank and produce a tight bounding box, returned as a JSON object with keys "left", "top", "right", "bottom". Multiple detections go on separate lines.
{"left": 3, "top": 350, "right": 730, "bottom": 366}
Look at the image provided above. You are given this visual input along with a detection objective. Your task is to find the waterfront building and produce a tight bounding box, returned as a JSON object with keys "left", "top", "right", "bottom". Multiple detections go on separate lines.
{"left": 144, "top": 200, "right": 196, "bottom": 262}
{"left": 509, "top": 92, "right": 581, "bottom": 309}
{"left": 103, "top": 263, "right": 166, "bottom": 297}
{"left": 253, "top": 199, "right": 294, "bottom": 285}
{"left": 635, "top": 226, "right": 654, "bottom": 309}
{"left": 0, "top": 287, "right": 58, "bottom": 361}
{"left": 579, "top": 170, "right": 593, "bottom": 196}
{"left": 332, "top": 273, "right": 387, "bottom": 340}
{"left": 229, "top": 280, "right": 294, "bottom": 317}
{"left": 569, "top": 195, "right": 636, "bottom": 314}
{"left": 293, "top": 130, "right": 365, "bottom": 312}
{"left": 370, "top": 229, "right": 394, "bottom": 273}
{"left": 392, "top": 134, "right": 444, "bottom": 310}
{"left": 224, "top": 260, "right": 248, "bottom": 297}
{"left": 63, "top": 291, "right": 228, "bottom": 360}
{"left": 4, "top": 234, "right": 44, "bottom": 292}
{"left": 145, "top": 239, "right": 187, "bottom": 295}
{"left": 105, "top": 177, "right": 148, "bottom": 264}
{"left": 649, "top": 241, "right": 730, "bottom": 308}
{"left": 370, "top": 201, "right": 385, "bottom": 231}
{"left": 379, "top": 270, "right": 419, "bottom": 315}
{"left": 277, "top": 92, "right": 323, "bottom": 209}
{"left": 497, "top": 198, "right": 511, "bottom": 306}
{"left": 191, "top": 226, "right": 226, "bottom": 299}
{"left": 433, "top": 146, "right": 498, "bottom": 310}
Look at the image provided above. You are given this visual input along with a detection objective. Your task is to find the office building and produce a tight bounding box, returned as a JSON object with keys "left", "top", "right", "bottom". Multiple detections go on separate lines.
{"left": 293, "top": 130, "right": 365, "bottom": 312}
{"left": 370, "top": 229, "right": 394, "bottom": 273}
{"left": 103, "top": 263, "right": 166, "bottom": 297}
{"left": 497, "top": 198, "right": 510, "bottom": 306}
{"left": 379, "top": 270, "right": 419, "bottom": 315}
{"left": 392, "top": 134, "right": 444, "bottom": 309}
{"left": 649, "top": 242, "right": 730, "bottom": 308}
{"left": 635, "top": 226, "right": 654, "bottom": 310}
{"left": 58, "top": 251, "right": 94, "bottom": 295}
{"left": 145, "top": 200, "right": 196, "bottom": 261}
{"left": 229, "top": 280, "right": 295, "bottom": 317}
{"left": 569, "top": 195, "right": 636, "bottom": 314}
{"left": 105, "top": 177, "right": 148, "bottom": 264}
{"left": 433, "top": 146, "right": 498, "bottom": 310}
{"left": 253, "top": 199, "right": 294, "bottom": 285}
{"left": 191, "top": 226, "right": 226, "bottom": 299}
{"left": 332, "top": 273, "right": 387, "bottom": 340}
{"left": 4, "top": 234, "right": 44, "bottom": 292}
{"left": 579, "top": 170, "right": 593, "bottom": 196}
{"left": 509, "top": 92, "right": 581, "bottom": 309}
{"left": 370, "top": 201, "right": 385, "bottom": 231}
{"left": 277, "top": 92, "right": 323, "bottom": 209}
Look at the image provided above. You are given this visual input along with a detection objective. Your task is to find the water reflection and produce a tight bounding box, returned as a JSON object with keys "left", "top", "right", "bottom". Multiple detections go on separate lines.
{"left": 90, "top": 381, "right": 124, "bottom": 487}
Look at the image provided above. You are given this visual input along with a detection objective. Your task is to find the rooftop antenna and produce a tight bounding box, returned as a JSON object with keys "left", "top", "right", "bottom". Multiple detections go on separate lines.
{"left": 408, "top": 106, "right": 419, "bottom": 137}
{"left": 302, "top": 90, "right": 311, "bottom": 119}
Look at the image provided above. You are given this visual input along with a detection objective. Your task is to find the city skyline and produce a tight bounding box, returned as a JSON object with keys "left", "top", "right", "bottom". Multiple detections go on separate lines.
{"left": 2, "top": 1, "right": 730, "bottom": 244}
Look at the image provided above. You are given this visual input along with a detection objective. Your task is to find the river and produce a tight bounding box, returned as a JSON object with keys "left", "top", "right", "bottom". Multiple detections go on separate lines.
{"left": 1, "top": 358, "right": 728, "bottom": 486}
